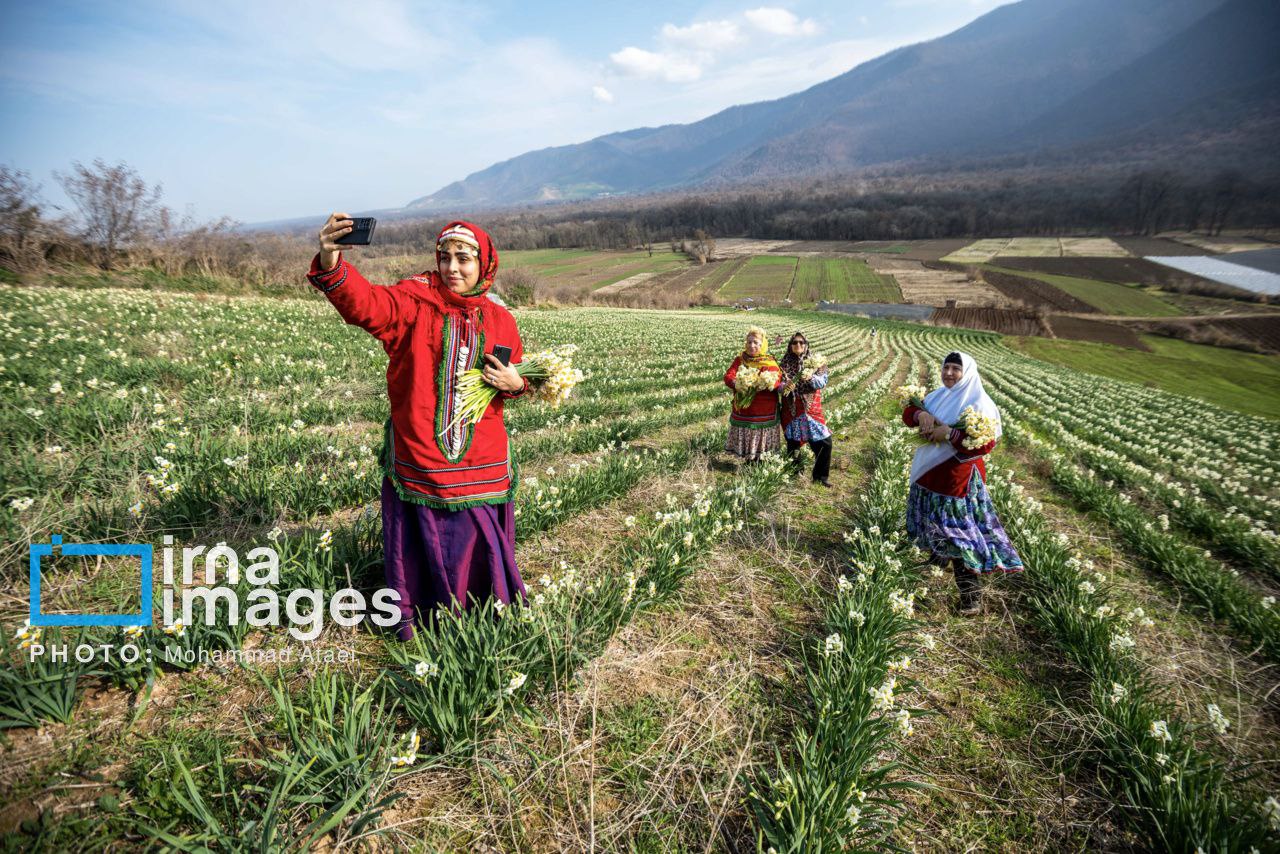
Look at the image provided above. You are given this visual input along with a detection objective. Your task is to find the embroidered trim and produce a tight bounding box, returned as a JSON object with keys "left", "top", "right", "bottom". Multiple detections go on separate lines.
{"left": 396, "top": 469, "right": 512, "bottom": 489}
{"left": 309, "top": 266, "right": 348, "bottom": 293}
{"left": 433, "top": 314, "right": 484, "bottom": 463}
{"left": 379, "top": 418, "right": 519, "bottom": 511}
{"left": 730, "top": 420, "right": 781, "bottom": 430}
{"left": 394, "top": 457, "right": 508, "bottom": 474}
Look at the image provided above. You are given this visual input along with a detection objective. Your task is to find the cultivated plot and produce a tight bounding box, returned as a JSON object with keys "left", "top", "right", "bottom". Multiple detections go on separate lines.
{"left": 869, "top": 258, "right": 1008, "bottom": 307}
{"left": 942, "top": 237, "right": 1131, "bottom": 263}
{"left": 717, "top": 255, "right": 798, "bottom": 301}
{"left": 791, "top": 257, "right": 902, "bottom": 303}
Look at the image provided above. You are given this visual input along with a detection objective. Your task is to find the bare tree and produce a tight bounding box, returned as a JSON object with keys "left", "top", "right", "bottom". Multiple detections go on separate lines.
{"left": 688, "top": 229, "right": 715, "bottom": 264}
{"left": 55, "top": 159, "right": 164, "bottom": 269}
{"left": 0, "top": 166, "right": 58, "bottom": 272}
{"left": 1118, "top": 170, "right": 1178, "bottom": 235}
{"left": 1206, "top": 170, "right": 1246, "bottom": 236}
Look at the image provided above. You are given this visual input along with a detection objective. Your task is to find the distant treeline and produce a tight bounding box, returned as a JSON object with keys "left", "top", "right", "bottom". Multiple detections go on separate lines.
{"left": 2, "top": 160, "right": 1276, "bottom": 295}
{"left": 469, "top": 167, "right": 1276, "bottom": 249}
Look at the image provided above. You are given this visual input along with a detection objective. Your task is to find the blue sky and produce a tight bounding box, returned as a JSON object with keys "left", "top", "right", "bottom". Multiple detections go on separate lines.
{"left": 0, "top": 0, "right": 1008, "bottom": 223}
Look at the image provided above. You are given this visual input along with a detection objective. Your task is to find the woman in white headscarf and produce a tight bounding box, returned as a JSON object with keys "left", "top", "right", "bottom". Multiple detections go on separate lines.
{"left": 902, "top": 351, "right": 1022, "bottom": 614}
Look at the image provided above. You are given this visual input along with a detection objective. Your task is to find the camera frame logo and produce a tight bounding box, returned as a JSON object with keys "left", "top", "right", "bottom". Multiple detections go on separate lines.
{"left": 29, "top": 535, "right": 153, "bottom": 627}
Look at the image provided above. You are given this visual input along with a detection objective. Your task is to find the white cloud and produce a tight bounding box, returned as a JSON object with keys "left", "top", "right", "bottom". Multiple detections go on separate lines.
{"left": 745, "top": 7, "right": 818, "bottom": 37}
{"left": 592, "top": 85, "right": 615, "bottom": 103}
{"left": 661, "top": 20, "right": 741, "bottom": 50}
{"left": 610, "top": 46, "right": 704, "bottom": 82}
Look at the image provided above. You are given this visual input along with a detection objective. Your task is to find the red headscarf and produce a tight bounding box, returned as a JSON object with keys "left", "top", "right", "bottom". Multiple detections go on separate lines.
{"left": 431, "top": 220, "right": 499, "bottom": 296}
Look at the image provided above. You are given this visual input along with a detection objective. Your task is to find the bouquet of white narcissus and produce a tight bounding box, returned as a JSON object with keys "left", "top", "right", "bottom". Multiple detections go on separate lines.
{"left": 784, "top": 352, "right": 827, "bottom": 395}
{"left": 955, "top": 406, "right": 999, "bottom": 449}
{"left": 799, "top": 352, "right": 826, "bottom": 382}
{"left": 444, "top": 345, "right": 583, "bottom": 433}
{"left": 895, "top": 383, "right": 928, "bottom": 409}
{"left": 733, "top": 366, "right": 775, "bottom": 409}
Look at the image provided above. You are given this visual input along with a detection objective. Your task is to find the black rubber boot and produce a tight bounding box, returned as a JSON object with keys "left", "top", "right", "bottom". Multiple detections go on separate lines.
{"left": 953, "top": 561, "right": 982, "bottom": 615}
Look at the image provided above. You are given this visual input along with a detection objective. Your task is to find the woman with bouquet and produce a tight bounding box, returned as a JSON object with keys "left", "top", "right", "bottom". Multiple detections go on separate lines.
{"left": 778, "top": 330, "right": 833, "bottom": 486}
{"left": 901, "top": 351, "right": 1022, "bottom": 614}
{"left": 723, "top": 326, "right": 782, "bottom": 461}
{"left": 309, "top": 214, "right": 528, "bottom": 639}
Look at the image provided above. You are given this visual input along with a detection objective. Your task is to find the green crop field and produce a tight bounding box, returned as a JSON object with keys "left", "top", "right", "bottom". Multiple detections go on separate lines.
{"left": 791, "top": 258, "right": 903, "bottom": 303}
{"left": 504, "top": 248, "right": 690, "bottom": 290}
{"left": 3, "top": 280, "right": 1279, "bottom": 852}
{"left": 987, "top": 265, "right": 1184, "bottom": 317}
{"left": 1010, "top": 334, "right": 1280, "bottom": 418}
{"left": 502, "top": 248, "right": 597, "bottom": 267}
{"left": 717, "top": 254, "right": 797, "bottom": 300}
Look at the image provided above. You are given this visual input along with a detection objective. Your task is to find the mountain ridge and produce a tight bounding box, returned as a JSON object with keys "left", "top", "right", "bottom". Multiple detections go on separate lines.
{"left": 407, "top": 0, "right": 1274, "bottom": 211}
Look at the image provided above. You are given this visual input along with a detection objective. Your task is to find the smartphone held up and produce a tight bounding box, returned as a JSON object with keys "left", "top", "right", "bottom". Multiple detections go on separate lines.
{"left": 335, "top": 217, "right": 377, "bottom": 246}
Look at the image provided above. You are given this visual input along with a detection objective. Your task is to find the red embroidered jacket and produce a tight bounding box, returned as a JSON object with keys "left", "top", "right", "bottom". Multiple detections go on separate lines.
{"left": 902, "top": 405, "right": 997, "bottom": 497}
{"left": 779, "top": 368, "right": 828, "bottom": 429}
{"left": 724, "top": 357, "right": 781, "bottom": 429}
{"left": 309, "top": 253, "right": 527, "bottom": 509}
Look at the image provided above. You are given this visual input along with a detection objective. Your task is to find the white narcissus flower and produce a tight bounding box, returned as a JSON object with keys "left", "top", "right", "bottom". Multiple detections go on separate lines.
{"left": 505, "top": 672, "right": 528, "bottom": 695}
{"left": 823, "top": 633, "right": 844, "bottom": 657}
{"left": 1149, "top": 720, "right": 1172, "bottom": 743}
{"left": 1262, "top": 795, "right": 1279, "bottom": 830}
{"left": 1206, "top": 703, "right": 1230, "bottom": 735}
{"left": 868, "top": 677, "right": 896, "bottom": 712}
{"left": 389, "top": 730, "right": 421, "bottom": 768}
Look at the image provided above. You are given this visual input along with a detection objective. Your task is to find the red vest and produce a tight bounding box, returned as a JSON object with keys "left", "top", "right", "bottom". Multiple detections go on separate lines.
{"left": 903, "top": 405, "right": 995, "bottom": 497}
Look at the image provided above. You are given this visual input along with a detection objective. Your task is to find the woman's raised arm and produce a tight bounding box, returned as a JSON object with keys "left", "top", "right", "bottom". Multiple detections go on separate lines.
{"left": 309, "top": 212, "right": 417, "bottom": 348}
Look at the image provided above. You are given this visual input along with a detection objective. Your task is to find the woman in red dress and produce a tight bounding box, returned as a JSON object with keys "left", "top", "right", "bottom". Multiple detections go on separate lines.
{"left": 723, "top": 326, "right": 781, "bottom": 461}
{"left": 309, "top": 213, "right": 529, "bottom": 639}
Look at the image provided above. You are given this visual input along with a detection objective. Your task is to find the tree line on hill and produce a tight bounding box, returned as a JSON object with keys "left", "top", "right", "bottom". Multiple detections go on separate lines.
{"left": 1, "top": 160, "right": 1275, "bottom": 294}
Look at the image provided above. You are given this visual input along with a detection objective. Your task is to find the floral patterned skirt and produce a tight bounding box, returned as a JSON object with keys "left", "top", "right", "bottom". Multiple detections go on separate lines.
{"left": 907, "top": 471, "right": 1023, "bottom": 575}
{"left": 725, "top": 423, "right": 780, "bottom": 460}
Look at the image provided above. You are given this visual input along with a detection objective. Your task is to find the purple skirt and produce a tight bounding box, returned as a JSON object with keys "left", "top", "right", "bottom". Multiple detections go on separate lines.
{"left": 381, "top": 478, "right": 526, "bottom": 640}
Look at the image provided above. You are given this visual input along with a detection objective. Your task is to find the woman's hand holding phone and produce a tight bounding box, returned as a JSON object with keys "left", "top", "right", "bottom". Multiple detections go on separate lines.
{"left": 318, "top": 212, "right": 354, "bottom": 271}
{"left": 481, "top": 354, "right": 522, "bottom": 392}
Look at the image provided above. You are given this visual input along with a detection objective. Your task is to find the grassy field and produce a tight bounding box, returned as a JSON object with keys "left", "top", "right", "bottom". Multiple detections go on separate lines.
{"left": 502, "top": 248, "right": 597, "bottom": 267}
{"left": 987, "top": 265, "right": 1183, "bottom": 317}
{"left": 717, "top": 254, "right": 797, "bottom": 300}
{"left": 4, "top": 279, "right": 1279, "bottom": 851}
{"left": 504, "top": 248, "right": 691, "bottom": 291}
{"left": 1009, "top": 334, "right": 1280, "bottom": 418}
{"left": 791, "top": 257, "right": 902, "bottom": 303}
